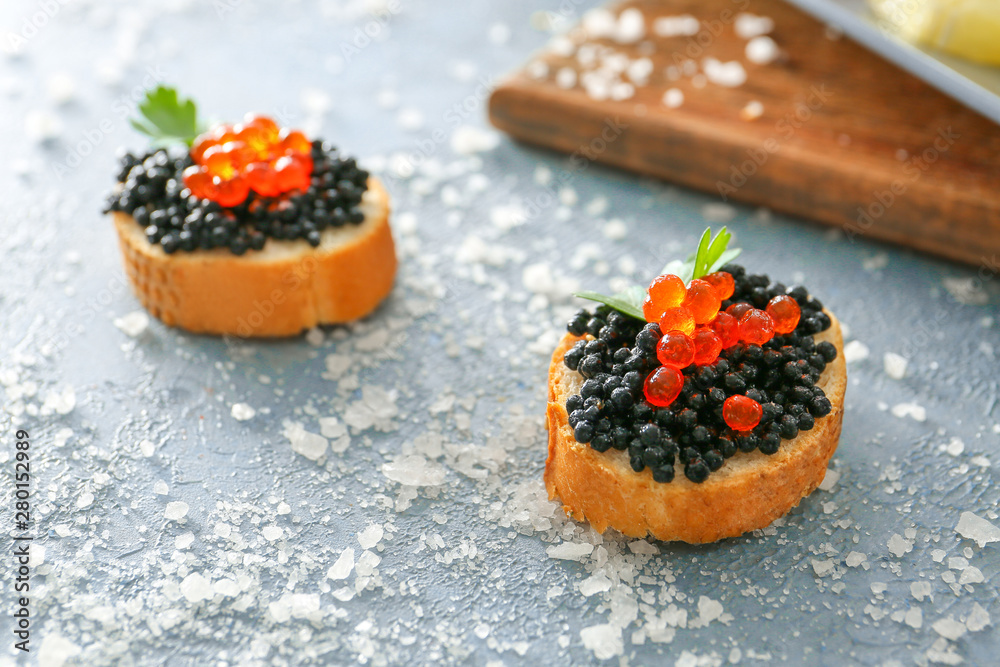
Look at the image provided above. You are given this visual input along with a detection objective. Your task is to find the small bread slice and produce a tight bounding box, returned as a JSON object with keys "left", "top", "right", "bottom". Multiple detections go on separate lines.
{"left": 545, "top": 312, "right": 846, "bottom": 544}
{"left": 111, "top": 177, "right": 396, "bottom": 337}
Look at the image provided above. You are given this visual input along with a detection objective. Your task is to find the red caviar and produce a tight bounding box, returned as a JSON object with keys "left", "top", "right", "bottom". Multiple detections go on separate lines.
{"left": 723, "top": 395, "right": 762, "bottom": 431}
{"left": 738, "top": 308, "right": 775, "bottom": 346}
{"left": 644, "top": 366, "right": 684, "bottom": 407}
{"left": 692, "top": 327, "right": 723, "bottom": 365}
{"left": 657, "top": 331, "right": 696, "bottom": 368}
{"left": 766, "top": 295, "right": 801, "bottom": 335}
{"left": 709, "top": 311, "right": 740, "bottom": 348}
{"left": 644, "top": 274, "right": 686, "bottom": 321}
{"left": 726, "top": 302, "right": 753, "bottom": 320}
{"left": 182, "top": 113, "right": 314, "bottom": 208}
{"left": 659, "top": 306, "right": 696, "bottom": 337}
{"left": 682, "top": 278, "right": 722, "bottom": 324}
{"left": 702, "top": 271, "right": 735, "bottom": 299}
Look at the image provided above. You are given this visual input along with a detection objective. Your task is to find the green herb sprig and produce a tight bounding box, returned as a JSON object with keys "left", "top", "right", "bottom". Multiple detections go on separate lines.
{"left": 573, "top": 227, "right": 741, "bottom": 321}
{"left": 129, "top": 86, "right": 205, "bottom": 148}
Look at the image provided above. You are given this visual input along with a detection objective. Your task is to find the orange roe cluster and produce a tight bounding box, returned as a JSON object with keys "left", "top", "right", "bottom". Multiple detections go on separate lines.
{"left": 641, "top": 272, "right": 803, "bottom": 410}
{"left": 182, "top": 114, "right": 313, "bottom": 208}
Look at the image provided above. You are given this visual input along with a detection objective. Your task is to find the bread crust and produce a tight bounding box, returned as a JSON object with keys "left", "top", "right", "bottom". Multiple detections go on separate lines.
{"left": 545, "top": 312, "right": 847, "bottom": 544}
{"left": 112, "top": 177, "right": 396, "bottom": 337}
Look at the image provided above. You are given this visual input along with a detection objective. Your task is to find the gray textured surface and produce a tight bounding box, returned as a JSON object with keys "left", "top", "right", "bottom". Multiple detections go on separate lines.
{"left": 1, "top": 1, "right": 999, "bottom": 666}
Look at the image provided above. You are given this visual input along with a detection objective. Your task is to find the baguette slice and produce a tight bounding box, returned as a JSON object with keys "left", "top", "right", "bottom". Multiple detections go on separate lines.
{"left": 112, "top": 177, "right": 396, "bottom": 337}
{"left": 545, "top": 312, "right": 847, "bottom": 544}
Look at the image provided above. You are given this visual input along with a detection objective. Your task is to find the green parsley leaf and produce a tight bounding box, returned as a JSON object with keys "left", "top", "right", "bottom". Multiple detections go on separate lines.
{"left": 573, "top": 288, "right": 645, "bottom": 321}
{"left": 572, "top": 227, "right": 741, "bottom": 322}
{"left": 129, "top": 86, "right": 203, "bottom": 147}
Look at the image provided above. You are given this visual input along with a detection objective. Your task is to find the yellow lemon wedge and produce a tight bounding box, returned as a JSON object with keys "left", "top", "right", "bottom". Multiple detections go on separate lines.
{"left": 870, "top": 0, "right": 1000, "bottom": 66}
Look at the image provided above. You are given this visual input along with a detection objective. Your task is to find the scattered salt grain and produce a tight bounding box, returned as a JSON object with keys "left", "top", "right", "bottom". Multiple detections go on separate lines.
{"left": 887, "top": 533, "right": 913, "bottom": 557}
{"left": 451, "top": 126, "right": 500, "bottom": 155}
{"left": 697, "top": 596, "right": 724, "bottom": 624}
{"left": 955, "top": 511, "right": 1000, "bottom": 547}
{"left": 175, "top": 533, "right": 195, "bottom": 550}
{"left": 740, "top": 100, "right": 764, "bottom": 121}
{"left": 702, "top": 203, "right": 736, "bottom": 223}
{"left": 943, "top": 276, "right": 989, "bottom": 305}
{"left": 911, "top": 581, "right": 932, "bottom": 601}
{"left": 396, "top": 107, "right": 424, "bottom": 131}
{"left": 745, "top": 36, "right": 779, "bottom": 65}
{"left": 615, "top": 8, "right": 646, "bottom": 43}
{"left": 653, "top": 15, "right": 700, "bottom": 37}
{"left": 843, "top": 340, "right": 869, "bottom": 363}
{"left": 735, "top": 13, "right": 775, "bottom": 39}
{"left": 943, "top": 437, "right": 965, "bottom": 456}
{"left": 811, "top": 558, "right": 835, "bottom": 577}
{"left": 231, "top": 403, "right": 256, "bottom": 421}
{"left": 702, "top": 58, "right": 746, "bottom": 88}
{"left": 967, "top": 603, "right": 991, "bottom": 632}
{"left": 113, "top": 311, "right": 150, "bottom": 338}
{"left": 153, "top": 481, "right": 169, "bottom": 495}
{"left": 932, "top": 617, "right": 967, "bottom": 640}
{"left": 139, "top": 439, "right": 155, "bottom": 457}
{"left": 262, "top": 526, "right": 283, "bottom": 542}
{"left": 180, "top": 573, "right": 213, "bottom": 603}
{"left": 818, "top": 467, "right": 840, "bottom": 491}
{"left": 328, "top": 548, "right": 355, "bottom": 580}
{"left": 76, "top": 492, "right": 94, "bottom": 509}
{"left": 845, "top": 551, "right": 866, "bottom": 567}
{"left": 579, "top": 573, "right": 612, "bottom": 596}
{"left": 546, "top": 541, "right": 594, "bottom": 561}
{"left": 583, "top": 8, "right": 617, "bottom": 39}
{"left": 662, "top": 88, "right": 684, "bottom": 109}
{"left": 37, "top": 634, "right": 81, "bottom": 667}
{"left": 283, "top": 421, "right": 329, "bottom": 461}
{"left": 382, "top": 454, "right": 446, "bottom": 487}
{"left": 883, "top": 353, "right": 908, "bottom": 379}
{"left": 488, "top": 22, "right": 510, "bottom": 45}
{"left": 580, "top": 624, "right": 623, "bottom": 660}
{"left": 358, "top": 524, "right": 384, "bottom": 549}
{"left": 628, "top": 539, "right": 659, "bottom": 555}
{"left": 904, "top": 607, "right": 923, "bottom": 629}
{"left": 164, "top": 501, "right": 189, "bottom": 521}
{"left": 556, "top": 67, "right": 577, "bottom": 89}
{"left": 891, "top": 402, "right": 926, "bottom": 422}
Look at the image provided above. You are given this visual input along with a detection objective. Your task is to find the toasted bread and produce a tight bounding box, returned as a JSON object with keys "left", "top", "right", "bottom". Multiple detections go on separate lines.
{"left": 111, "top": 177, "right": 396, "bottom": 337}
{"left": 545, "top": 312, "right": 846, "bottom": 544}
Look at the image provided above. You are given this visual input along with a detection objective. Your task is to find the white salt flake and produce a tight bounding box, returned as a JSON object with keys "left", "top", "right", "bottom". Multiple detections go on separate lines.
{"left": 811, "top": 558, "right": 835, "bottom": 577}
{"left": 653, "top": 15, "right": 700, "bottom": 37}
{"left": 845, "top": 551, "right": 867, "bottom": 567}
{"left": 451, "top": 125, "right": 500, "bottom": 155}
{"left": 843, "top": 340, "right": 870, "bottom": 363}
{"left": 966, "top": 603, "right": 991, "bottom": 632}
{"left": 546, "top": 541, "right": 594, "bottom": 561}
{"left": 356, "top": 550, "right": 381, "bottom": 577}
{"left": 932, "top": 617, "right": 967, "bottom": 640}
{"left": 153, "top": 481, "right": 169, "bottom": 495}
{"left": 615, "top": 8, "right": 645, "bottom": 43}
{"left": 959, "top": 566, "right": 984, "bottom": 584}
{"left": 76, "top": 492, "right": 94, "bottom": 509}
{"left": 382, "top": 454, "right": 446, "bottom": 487}
{"left": 603, "top": 218, "right": 627, "bottom": 240}
{"left": 37, "top": 634, "right": 81, "bottom": 667}
{"left": 943, "top": 437, "right": 964, "bottom": 457}
{"left": 697, "top": 596, "right": 724, "bottom": 624}
{"left": 283, "top": 421, "right": 328, "bottom": 461}
{"left": 580, "top": 624, "right": 623, "bottom": 660}
{"left": 662, "top": 88, "right": 684, "bottom": 109}
{"left": 628, "top": 539, "right": 659, "bottom": 555}
{"left": 904, "top": 607, "right": 923, "bottom": 629}
{"left": 579, "top": 573, "right": 612, "bottom": 596}
{"left": 328, "top": 548, "right": 355, "bottom": 580}
{"left": 213, "top": 579, "right": 240, "bottom": 598}
{"left": 883, "top": 352, "right": 908, "bottom": 379}
{"left": 911, "top": 581, "right": 932, "bottom": 601}
{"left": 180, "top": 573, "right": 213, "bottom": 603}
{"left": 231, "top": 403, "right": 256, "bottom": 421}
{"left": 735, "top": 13, "right": 775, "bottom": 39}
{"left": 819, "top": 468, "right": 840, "bottom": 491}
{"left": 175, "top": 533, "right": 195, "bottom": 550}
{"left": 262, "top": 526, "right": 283, "bottom": 542}
{"left": 956, "top": 511, "right": 1000, "bottom": 547}
{"left": 887, "top": 533, "right": 913, "bottom": 557}
{"left": 139, "top": 439, "right": 156, "bottom": 457}
{"left": 703, "top": 58, "right": 746, "bottom": 87}
{"left": 891, "top": 402, "right": 926, "bottom": 422}
{"left": 164, "top": 501, "right": 189, "bottom": 521}
{"left": 358, "top": 523, "right": 384, "bottom": 549}
{"left": 745, "top": 36, "right": 779, "bottom": 64}
{"left": 113, "top": 311, "right": 150, "bottom": 337}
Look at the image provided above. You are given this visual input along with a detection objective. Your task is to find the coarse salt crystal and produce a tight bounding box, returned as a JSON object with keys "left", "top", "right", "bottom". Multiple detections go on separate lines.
{"left": 653, "top": 15, "right": 700, "bottom": 37}
{"left": 164, "top": 501, "right": 189, "bottom": 521}
{"left": 891, "top": 402, "right": 926, "bottom": 422}
{"left": 114, "top": 311, "right": 150, "bottom": 337}
{"left": 662, "top": 88, "right": 684, "bottom": 109}
{"left": 745, "top": 36, "right": 779, "bottom": 64}
{"left": 580, "top": 624, "right": 623, "bottom": 660}
{"left": 702, "top": 58, "right": 746, "bottom": 87}
{"left": 887, "top": 533, "right": 913, "bottom": 557}
{"left": 843, "top": 340, "right": 869, "bottom": 362}
{"left": 358, "top": 523, "right": 384, "bottom": 549}
{"left": 883, "top": 352, "right": 908, "bottom": 379}
{"left": 955, "top": 511, "right": 1000, "bottom": 547}
{"left": 546, "top": 541, "right": 594, "bottom": 560}
{"left": 328, "top": 548, "right": 355, "bottom": 580}
{"left": 740, "top": 100, "right": 764, "bottom": 121}
{"left": 735, "top": 13, "right": 775, "bottom": 39}
{"left": 451, "top": 126, "right": 500, "bottom": 155}
{"left": 231, "top": 403, "right": 256, "bottom": 421}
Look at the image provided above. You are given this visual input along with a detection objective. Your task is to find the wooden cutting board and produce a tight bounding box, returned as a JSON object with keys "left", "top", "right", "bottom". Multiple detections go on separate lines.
{"left": 489, "top": 0, "right": 1000, "bottom": 267}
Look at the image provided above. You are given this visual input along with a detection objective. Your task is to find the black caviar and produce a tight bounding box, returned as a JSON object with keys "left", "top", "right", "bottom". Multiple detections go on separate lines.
{"left": 103, "top": 141, "right": 370, "bottom": 255}
{"left": 563, "top": 266, "right": 836, "bottom": 484}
